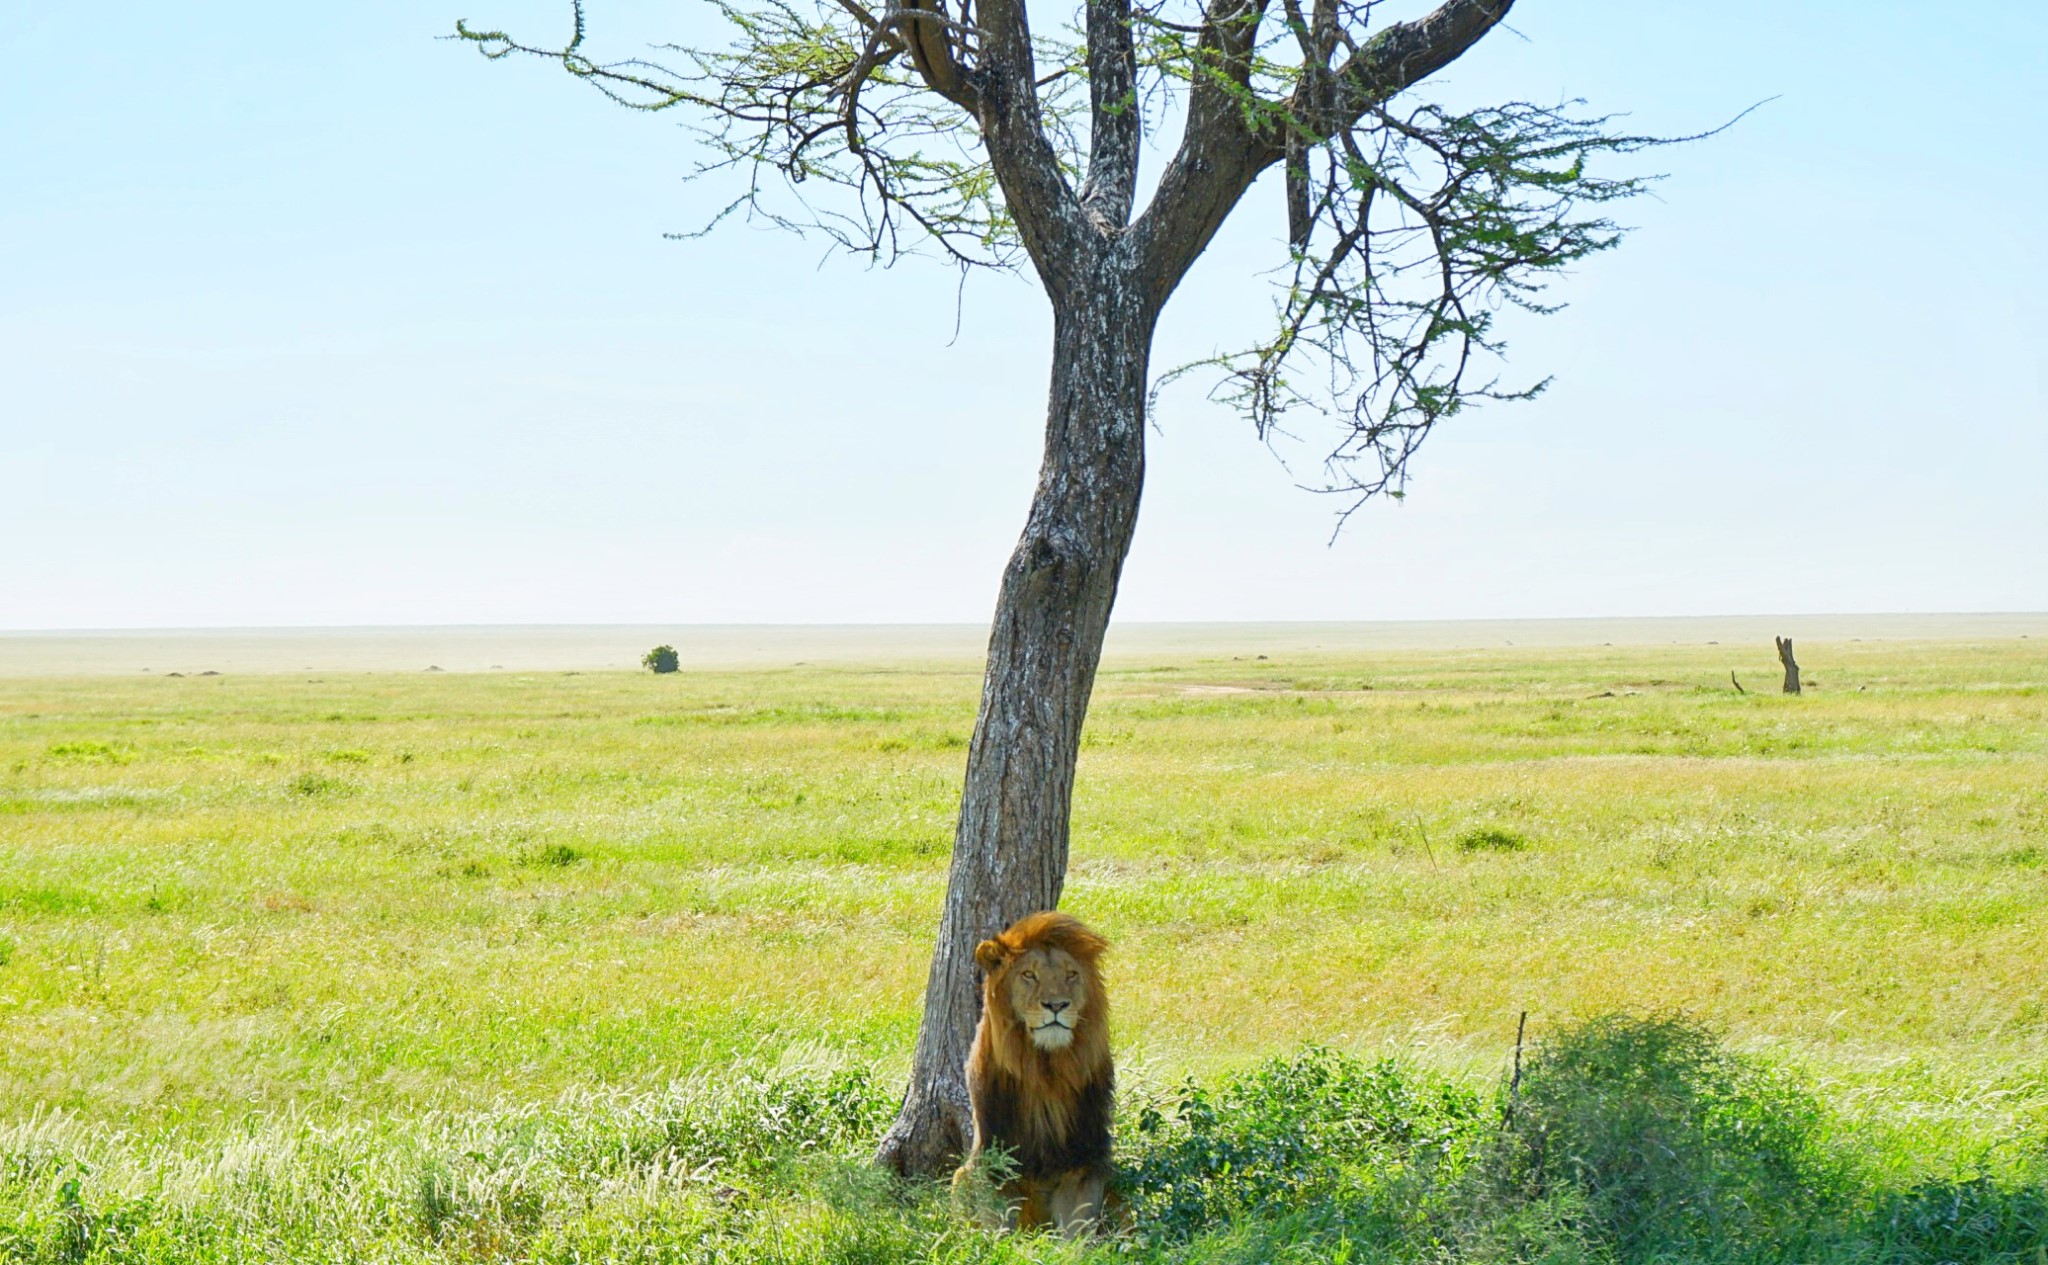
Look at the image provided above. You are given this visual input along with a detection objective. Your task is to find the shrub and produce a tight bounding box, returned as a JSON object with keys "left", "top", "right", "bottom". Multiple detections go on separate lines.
{"left": 288, "top": 771, "right": 352, "bottom": 797}
{"left": 642, "top": 645, "right": 680, "bottom": 674}
{"left": 1868, "top": 1174, "right": 2048, "bottom": 1263}
{"left": 1120, "top": 1046, "right": 1485, "bottom": 1241}
{"left": 1475, "top": 1013, "right": 1839, "bottom": 1259}
{"left": 45, "top": 741, "right": 131, "bottom": 765}
{"left": 514, "top": 844, "right": 581, "bottom": 870}
{"left": 1457, "top": 825, "right": 1530, "bottom": 853}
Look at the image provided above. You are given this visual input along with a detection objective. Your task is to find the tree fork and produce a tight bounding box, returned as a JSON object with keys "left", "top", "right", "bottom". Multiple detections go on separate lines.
{"left": 875, "top": 277, "right": 1156, "bottom": 1176}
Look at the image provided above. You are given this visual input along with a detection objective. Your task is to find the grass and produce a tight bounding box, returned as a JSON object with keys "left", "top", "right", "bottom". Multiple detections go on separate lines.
{"left": 2, "top": 636, "right": 2045, "bottom": 1261}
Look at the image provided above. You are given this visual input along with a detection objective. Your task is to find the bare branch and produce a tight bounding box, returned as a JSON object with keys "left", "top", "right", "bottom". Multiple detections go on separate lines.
{"left": 834, "top": 0, "right": 887, "bottom": 33}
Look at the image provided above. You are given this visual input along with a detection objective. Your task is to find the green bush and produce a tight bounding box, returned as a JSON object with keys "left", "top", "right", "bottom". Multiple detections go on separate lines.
{"left": 1457, "top": 826, "right": 1530, "bottom": 853}
{"left": 44, "top": 741, "right": 131, "bottom": 764}
{"left": 642, "top": 645, "right": 680, "bottom": 674}
{"left": 1867, "top": 1175, "right": 2048, "bottom": 1263}
{"left": 513, "top": 844, "right": 581, "bottom": 870}
{"left": 1474, "top": 1013, "right": 1841, "bottom": 1259}
{"left": 1120, "top": 1046, "right": 1485, "bottom": 1241}
{"left": 287, "top": 771, "right": 352, "bottom": 797}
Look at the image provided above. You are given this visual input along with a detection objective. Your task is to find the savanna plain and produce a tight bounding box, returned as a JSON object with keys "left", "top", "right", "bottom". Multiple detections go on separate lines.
{"left": 3, "top": 630, "right": 2045, "bottom": 1263}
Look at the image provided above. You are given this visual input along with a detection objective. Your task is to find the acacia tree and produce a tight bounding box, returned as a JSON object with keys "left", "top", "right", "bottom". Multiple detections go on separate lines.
{"left": 459, "top": 0, "right": 1677, "bottom": 1176}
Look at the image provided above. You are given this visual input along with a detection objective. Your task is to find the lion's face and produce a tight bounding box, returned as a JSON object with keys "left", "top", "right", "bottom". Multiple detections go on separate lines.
{"left": 1003, "top": 944, "right": 1091, "bottom": 1051}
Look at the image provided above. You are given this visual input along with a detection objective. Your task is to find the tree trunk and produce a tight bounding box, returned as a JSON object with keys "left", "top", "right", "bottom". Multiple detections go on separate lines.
{"left": 874, "top": 276, "right": 1157, "bottom": 1177}
{"left": 1775, "top": 636, "right": 1801, "bottom": 695}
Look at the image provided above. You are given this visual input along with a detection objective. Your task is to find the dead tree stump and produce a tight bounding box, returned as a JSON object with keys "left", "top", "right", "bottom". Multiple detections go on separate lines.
{"left": 1775, "top": 636, "right": 1801, "bottom": 694}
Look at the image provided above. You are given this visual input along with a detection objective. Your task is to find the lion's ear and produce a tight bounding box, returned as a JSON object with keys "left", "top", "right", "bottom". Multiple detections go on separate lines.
{"left": 974, "top": 939, "right": 1009, "bottom": 974}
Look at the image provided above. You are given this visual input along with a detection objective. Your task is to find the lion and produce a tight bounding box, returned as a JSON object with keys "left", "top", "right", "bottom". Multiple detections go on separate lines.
{"left": 953, "top": 910, "right": 1114, "bottom": 1234}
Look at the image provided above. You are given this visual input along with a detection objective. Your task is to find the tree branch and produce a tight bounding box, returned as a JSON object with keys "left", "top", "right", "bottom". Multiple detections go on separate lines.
{"left": 1174, "top": 93, "right": 1676, "bottom": 527}
{"left": 1313, "top": 0, "right": 1513, "bottom": 134}
{"left": 1133, "top": 0, "right": 1512, "bottom": 296}
{"left": 893, "top": 0, "right": 975, "bottom": 107}
{"left": 1076, "top": 0, "right": 1141, "bottom": 226}
{"left": 1278, "top": 0, "right": 1336, "bottom": 246}
{"left": 966, "top": 0, "right": 1091, "bottom": 290}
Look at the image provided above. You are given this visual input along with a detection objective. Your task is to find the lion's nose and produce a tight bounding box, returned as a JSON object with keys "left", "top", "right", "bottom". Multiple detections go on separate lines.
{"left": 1043, "top": 1000, "right": 1070, "bottom": 1014}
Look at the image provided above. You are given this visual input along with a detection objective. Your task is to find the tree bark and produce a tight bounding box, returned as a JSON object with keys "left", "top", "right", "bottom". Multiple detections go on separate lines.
{"left": 874, "top": 270, "right": 1158, "bottom": 1177}
{"left": 1776, "top": 636, "right": 1801, "bottom": 695}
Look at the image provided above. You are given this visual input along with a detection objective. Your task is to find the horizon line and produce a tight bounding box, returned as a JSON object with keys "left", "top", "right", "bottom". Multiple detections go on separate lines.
{"left": 7, "top": 610, "right": 2045, "bottom": 637}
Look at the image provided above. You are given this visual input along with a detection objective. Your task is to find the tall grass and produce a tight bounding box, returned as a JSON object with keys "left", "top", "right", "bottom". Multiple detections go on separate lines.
{"left": 3, "top": 1018, "right": 2041, "bottom": 1262}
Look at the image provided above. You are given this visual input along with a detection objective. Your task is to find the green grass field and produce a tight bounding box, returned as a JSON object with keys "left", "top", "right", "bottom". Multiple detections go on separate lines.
{"left": 3, "top": 636, "right": 2045, "bottom": 1262}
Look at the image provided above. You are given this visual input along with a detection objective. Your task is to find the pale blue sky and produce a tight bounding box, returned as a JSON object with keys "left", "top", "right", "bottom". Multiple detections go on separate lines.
{"left": 3, "top": 1, "right": 2042, "bottom": 629}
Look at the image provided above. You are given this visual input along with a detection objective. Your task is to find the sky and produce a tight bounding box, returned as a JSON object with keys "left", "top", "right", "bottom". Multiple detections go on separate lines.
{"left": 3, "top": 1, "right": 2043, "bottom": 629}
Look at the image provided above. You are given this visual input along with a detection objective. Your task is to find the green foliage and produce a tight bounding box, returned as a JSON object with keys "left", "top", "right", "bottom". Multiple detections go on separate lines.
{"left": 1476, "top": 1014, "right": 1842, "bottom": 1259}
{"left": 514, "top": 843, "right": 582, "bottom": 870}
{"left": 1192, "top": 100, "right": 1699, "bottom": 512}
{"left": 457, "top": 0, "right": 1032, "bottom": 271}
{"left": 451, "top": 2, "right": 1701, "bottom": 515}
{"left": 2, "top": 1027, "right": 2042, "bottom": 1263}
{"left": 642, "top": 645, "right": 680, "bottom": 674}
{"left": 1121, "top": 1046, "right": 1484, "bottom": 1240}
{"left": 1455, "top": 825, "right": 1529, "bottom": 853}
{"left": 42, "top": 742, "right": 128, "bottom": 765}
{"left": 1869, "top": 1175, "right": 2048, "bottom": 1263}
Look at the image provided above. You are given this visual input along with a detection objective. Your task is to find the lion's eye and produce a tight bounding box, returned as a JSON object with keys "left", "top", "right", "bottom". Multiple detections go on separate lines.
{"left": 1021, "top": 971, "right": 1037, "bottom": 983}
{"left": 1067, "top": 971, "right": 1077, "bottom": 981}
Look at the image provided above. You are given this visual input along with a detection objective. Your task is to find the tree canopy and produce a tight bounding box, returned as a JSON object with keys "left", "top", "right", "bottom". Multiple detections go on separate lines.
{"left": 457, "top": 0, "right": 1705, "bottom": 514}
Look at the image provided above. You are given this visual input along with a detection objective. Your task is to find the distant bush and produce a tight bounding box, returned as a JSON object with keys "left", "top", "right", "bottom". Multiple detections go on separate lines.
{"left": 287, "top": 772, "right": 352, "bottom": 797}
{"left": 642, "top": 645, "right": 680, "bottom": 674}
{"left": 515, "top": 844, "right": 581, "bottom": 870}
{"left": 1458, "top": 825, "right": 1530, "bottom": 852}
{"left": 45, "top": 740, "right": 131, "bottom": 765}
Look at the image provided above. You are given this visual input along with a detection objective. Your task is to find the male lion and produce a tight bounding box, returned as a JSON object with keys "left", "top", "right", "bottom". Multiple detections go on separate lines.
{"left": 954, "top": 910, "right": 1113, "bottom": 1234}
